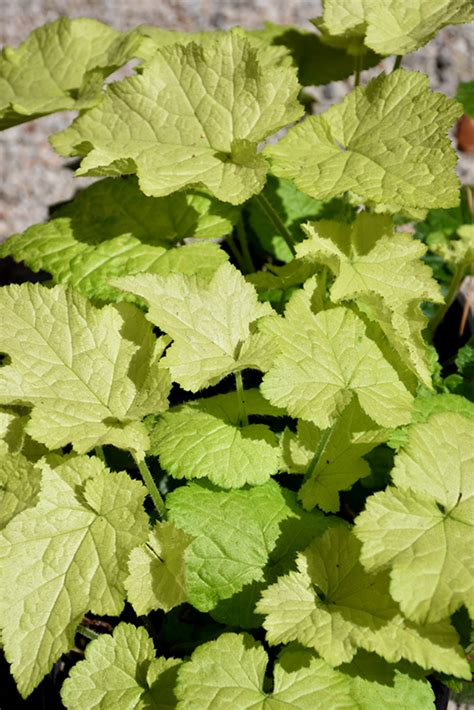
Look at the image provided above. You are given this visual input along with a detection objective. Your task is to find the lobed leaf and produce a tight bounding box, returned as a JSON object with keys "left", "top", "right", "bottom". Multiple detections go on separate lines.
{"left": 266, "top": 70, "right": 462, "bottom": 211}
{"left": 167, "top": 481, "right": 328, "bottom": 612}
{"left": 149, "top": 390, "right": 281, "bottom": 488}
{"left": 0, "top": 177, "right": 233, "bottom": 302}
{"left": 0, "top": 457, "right": 149, "bottom": 697}
{"left": 0, "top": 284, "right": 171, "bottom": 456}
{"left": 175, "top": 633, "right": 435, "bottom": 708}
{"left": 0, "top": 17, "right": 142, "bottom": 130}
{"left": 114, "top": 262, "right": 274, "bottom": 392}
{"left": 315, "top": 0, "right": 474, "bottom": 55}
{"left": 61, "top": 622, "right": 181, "bottom": 709}
{"left": 52, "top": 31, "right": 304, "bottom": 204}
{"left": 257, "top": 526, "right": 469, "bottom": 677}
{"left": 355, "top": 412, "right": 474, "bottom": 623}
{"left": 260, "top": 280, "right": 413, "bottom": 428}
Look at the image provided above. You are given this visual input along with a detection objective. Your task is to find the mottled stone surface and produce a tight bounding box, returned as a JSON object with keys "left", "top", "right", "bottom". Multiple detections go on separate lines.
{"left": 1, "top": 1, "right": 472, "bottom": 239}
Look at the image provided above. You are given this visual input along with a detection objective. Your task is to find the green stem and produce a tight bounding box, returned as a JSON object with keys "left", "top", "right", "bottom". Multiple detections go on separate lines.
{"left": 255, "top": 193, "right": 296, "bottom": 256}
{"left": 353, "top": 51, "right": 364, "bottom": 87}
{"left": 392, "top": 55, "right": 403, "bottom": 71}
{"left": 94, "top": 445, "right": 105, "bottom": 462}
{"left": 226, "top": 233, "right": 246, "bottom": 271}
{"left": 77, "top": 624, "right": 100, "bottom": 641}
{"left": 235, "top": 371, "right": 249, "bottom": 427}
{"left": 305, "top": 423, "right": 335, "bottom": 479}
{"left": 134, "top": 456, "right": 166, "bottom": 519}
{"left": 429, "top": 263, "right": 466, "bottom": 340}
{"left": 236, "top": 217, "right": 255, "bottom": 273}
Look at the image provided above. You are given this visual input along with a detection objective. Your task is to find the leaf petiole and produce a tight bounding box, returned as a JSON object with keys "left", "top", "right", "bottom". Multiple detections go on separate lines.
{"left": 134, "top": 455, "right": 167, "bottom": 519}
{"left": 235, "top": 371, "right": 249, "bottom": 427}
{"left": 305, "top": 422, "right": 336, "bottom": 479}
{"left": 254, "top": 192, "right": 296, "bottom": 256}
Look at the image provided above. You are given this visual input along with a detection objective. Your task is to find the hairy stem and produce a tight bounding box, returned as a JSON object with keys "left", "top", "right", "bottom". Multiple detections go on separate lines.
{"left": 429, "top": 263, "right": 467, "bottom": 340}
{"left": 305, "top": 423, "right": 335, "bottom": 479}
{"left": 255, "top": 193, "right": 296, "bottom": 256}
{"left": 235, "top": 371, "right": 249, "bottom": 427}
{"left": 236, "top": 216, "right": 255, "bottom": 273}
{"left": 134, "top": 456, "right": 166, "bottom": 519}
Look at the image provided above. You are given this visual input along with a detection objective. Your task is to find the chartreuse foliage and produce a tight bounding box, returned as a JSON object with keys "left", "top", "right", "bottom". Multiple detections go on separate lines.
{"left": 314, "top": 0, "right": 474, "bottom": 55}
{"left": 51, "top": 31, "right": 304, "bottom": 204}
{"left": 266, "top": 70, "right": 462, "bottom": 212}
{"left": 1, "top": 6, "right": 473, "bottom": 708}
{"left": 0, "top": 17, "right": 143, "bottom": 129}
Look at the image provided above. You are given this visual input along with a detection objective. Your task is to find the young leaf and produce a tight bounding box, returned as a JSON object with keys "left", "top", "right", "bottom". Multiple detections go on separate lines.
{"left": 0, "top": 17, "right": 142, "bottom": 130}
{"left": 51, "top": 31, "right": 304, "bottom": 204}
{"left": 315, "top": 0, "right": 474, "bottom": 55}
{"left": 355, "top": 412, "right": 474, "bottom": 624}
{"left": 125, "top": 521, "right": 192, "bottom": 616}
{"left": 298, "top": 213, "right": 442, "bottom": 385}
{"left": 0, "top": 453, "right": 41, "bottom": 529}
{"left": 114, "top": 262, "right": 274, "bottom": 392}
{"left": 299, "top": 214, "right": 441, "bottom": 310}
{"left": 175, "top": 633, "right": 435, "bottom": 709}
{"left": 148, "top": 392, "right": 281, "bottom": 488}
{"left": 266, "top": 70, "right": 462, "bottom": 211}
{"left": 0, "top": 456, "right": 149, "bottom": 698}
{"left": 167, "top": 480, "right": 318, "bottom": 612}
{"left": 282, "top": 398, "right": 387, "bottom": 512}
{"left": 256, "top": 526, "right": 469, "bottom": 678}
{"left": 0, "top": 284, "right": 171, "bottom": 456}
{"left": 260, "top": 282, "right": 413, "bottom": 428}
{"left": 61, "top": 623, "right": 181, "bottom": 710}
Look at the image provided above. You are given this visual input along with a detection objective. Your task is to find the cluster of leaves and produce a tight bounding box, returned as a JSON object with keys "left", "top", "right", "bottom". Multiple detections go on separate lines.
{"left": 1, "top": 2, "right": 473, "bottom": 707}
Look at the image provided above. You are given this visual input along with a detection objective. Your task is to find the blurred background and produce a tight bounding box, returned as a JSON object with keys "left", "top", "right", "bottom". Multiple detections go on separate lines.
{"left": 0, "top": 0, "right": 473, "bottom": 241}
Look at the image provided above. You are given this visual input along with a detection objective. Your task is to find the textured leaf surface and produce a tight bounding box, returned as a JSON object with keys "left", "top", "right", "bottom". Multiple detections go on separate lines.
{"left": 125, "top": 522, "right": 192, "bottom": 615}
{"left": 149, "top": 392, "right": 280, "bottom": 488}
{"left": 0, "top": 284, "right": 170, "bottom": 455}
{"left": 298, "top": 213, "right": 441, "bottom": 385}
{"left": 282, "top": 399, "right": 387, "bottom": 512}
{"left": 61, "top": 623, "right": 181, "bottom": 710}
{"left": 388, "top": 393, "right": 474, "bottom": 450}
{"left": 115, "top": 262, "right": 273, "bottom": 391}
{"left": 260, "top": 282, "right": 413, "bottom": 428}
{"left": 266, "top": 70, "right": 462, "bottom": 211}
{"left": 316, "top": 0, "right": 474, "bottom": 55}
{"left": 257, "top": 526, "right": 469, "bottom": 677}
{"left": 0, "top": 453, "right": 41, "bottom": 529}
{"left": 0, "top": 177, "right": 233, "bottom": 301}
{"left": 176, "top": 634, "right": 434, "bottom": 709}
{"left": 167, "top": 481, "right": 317, "bottom": 612}
{"left": 52, "top": 31, "right": 303, "bottom": 204}
{"left": 299, "top": 214, "right": 441, "bottom": 309}
{"left": 0, "top": 17, "right": 141, "bottom": 130}
{"left": 355, "top": 412, "right": 474, "bottom": 623}
{"left": 0, "top": 457, "right": 149, "bottom": 697}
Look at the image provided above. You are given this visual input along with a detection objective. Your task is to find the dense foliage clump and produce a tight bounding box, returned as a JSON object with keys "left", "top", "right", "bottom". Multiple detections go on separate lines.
{"left": 0, "top": 3, "right": 473, "bottom": 707}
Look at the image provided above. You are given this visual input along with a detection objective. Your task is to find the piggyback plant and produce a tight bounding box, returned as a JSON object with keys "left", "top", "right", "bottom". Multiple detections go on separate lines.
{"left": 0, "top": 2, "right": 473, "bottom": 707}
